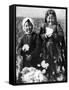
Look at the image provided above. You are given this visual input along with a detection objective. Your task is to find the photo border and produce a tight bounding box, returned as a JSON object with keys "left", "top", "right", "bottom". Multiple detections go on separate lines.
{"left": 14, "top": 4, "right": 68, "bottom": 85}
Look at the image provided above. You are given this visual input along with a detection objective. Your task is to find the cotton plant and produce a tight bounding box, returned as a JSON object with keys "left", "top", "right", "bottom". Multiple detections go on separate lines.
{"left": 41, "top": 60, "right": 49, "bottom": 69}
{"left": 37, "top": 60, "right": 49, "bottom": 74}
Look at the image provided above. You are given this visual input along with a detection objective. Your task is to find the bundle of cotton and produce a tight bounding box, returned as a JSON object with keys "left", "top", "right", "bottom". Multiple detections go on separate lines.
{"left": 21, "top": 67, "right": 47, "bottom": 83}
{"left": 45, "top": 27, "right": 53, "bottom": 37}
{"left": 22, "top": 44, "right": 29, "bottom": 52}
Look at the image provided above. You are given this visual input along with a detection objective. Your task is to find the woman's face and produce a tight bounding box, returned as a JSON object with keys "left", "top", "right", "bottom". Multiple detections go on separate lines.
{"left": 47, "top": 14, "right": 55, "bottom": 25}
{"left": 24, "top": 21, "right": 33, "bottom": 34}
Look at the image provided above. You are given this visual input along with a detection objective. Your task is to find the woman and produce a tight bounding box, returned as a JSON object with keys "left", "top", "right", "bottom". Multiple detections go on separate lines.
{"left": 16, "top": 18, "right": 41, "bottom": 81}
{"left": 39, "top": 9, "right": 66, "bottom": 81}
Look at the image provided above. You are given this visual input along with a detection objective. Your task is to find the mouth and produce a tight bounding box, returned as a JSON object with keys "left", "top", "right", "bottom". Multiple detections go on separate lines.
{"left": 25, "top": 30, "right": 30, "bottom": 33}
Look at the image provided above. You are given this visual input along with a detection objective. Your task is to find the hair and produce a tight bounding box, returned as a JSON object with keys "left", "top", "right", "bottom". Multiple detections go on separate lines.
{"left": 45, "top": 9, "right": 57, "bottom": 24}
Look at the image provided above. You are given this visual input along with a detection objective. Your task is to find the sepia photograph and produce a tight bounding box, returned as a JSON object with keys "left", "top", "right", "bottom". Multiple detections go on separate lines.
{"left": 15, "top": 5, "right": 67, "bottom": 84}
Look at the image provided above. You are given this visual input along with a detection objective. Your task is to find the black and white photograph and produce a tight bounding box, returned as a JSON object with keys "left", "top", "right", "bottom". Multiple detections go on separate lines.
{"left": 15, "top": 5, "right": 67, "bottom": 84}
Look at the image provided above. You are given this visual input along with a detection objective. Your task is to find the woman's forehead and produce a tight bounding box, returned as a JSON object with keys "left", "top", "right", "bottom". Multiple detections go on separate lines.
{"left": 47, "top": 14, "right": 54, "bottom": 17}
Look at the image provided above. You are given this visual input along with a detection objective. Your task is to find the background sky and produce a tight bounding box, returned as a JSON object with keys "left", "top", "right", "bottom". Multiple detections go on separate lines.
{"left": 16, "top": 6, "right": 66, "bottom": 20}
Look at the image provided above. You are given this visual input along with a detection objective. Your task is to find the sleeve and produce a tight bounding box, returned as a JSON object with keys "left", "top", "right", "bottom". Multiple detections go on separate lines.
{"left": 57, "top": 24, "right": 64, "bottom": 36}
{"left": 40, "top": 24, "right": 45, "bottom": 34}
{"left": 57, "top": 24, "right": 64, "bottom": 41}
{"left": 52, "top": 24, "right": 64, "bottom": 41}
{"left": 16, "top": 37, "right": 24, "bottom": 53}
{"left": 39, "top": 24, "right": 46, "bottom": 40}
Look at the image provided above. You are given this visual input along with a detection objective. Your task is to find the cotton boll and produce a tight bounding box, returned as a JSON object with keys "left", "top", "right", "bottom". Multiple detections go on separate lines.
{"left": 41, "top": 60, "right": 46, "bottom": 68}
{"left": 22, "top": 44, "right": 29, "bottom": 52}
{"left": 41, "top": 60, "right": 49, "bottom": 69}
{"left": 37, "top": 64, "right": 41, "bottom": 67}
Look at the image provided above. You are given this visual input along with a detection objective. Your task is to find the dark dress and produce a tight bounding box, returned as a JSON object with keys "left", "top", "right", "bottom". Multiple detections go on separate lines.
{"left": 17, "top": 32, "right": 41, "bottom": 70}
{"left": 39, "top": 23, "right": 66, "bottom": 81}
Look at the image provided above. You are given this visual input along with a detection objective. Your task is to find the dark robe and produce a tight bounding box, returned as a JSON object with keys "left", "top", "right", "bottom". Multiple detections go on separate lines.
{"left": 39, "top": 23, "right": 66, "bottom": 80}
{"left": 17, "top": 32, "right": 41, "bottom": 69}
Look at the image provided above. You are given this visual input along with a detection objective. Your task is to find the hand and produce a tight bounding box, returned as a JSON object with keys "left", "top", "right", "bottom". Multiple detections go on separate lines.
{"left": 26, "top": 55, "right": 32, "bottom": 61}
{"left": 45, "top": 33, "right": 52, "bottom": 38}
{"left": 22, "top": 44, "right": 29, "bottom": 52}
{"left": 47, "top": 32, "right": 53, "bottom": 37}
